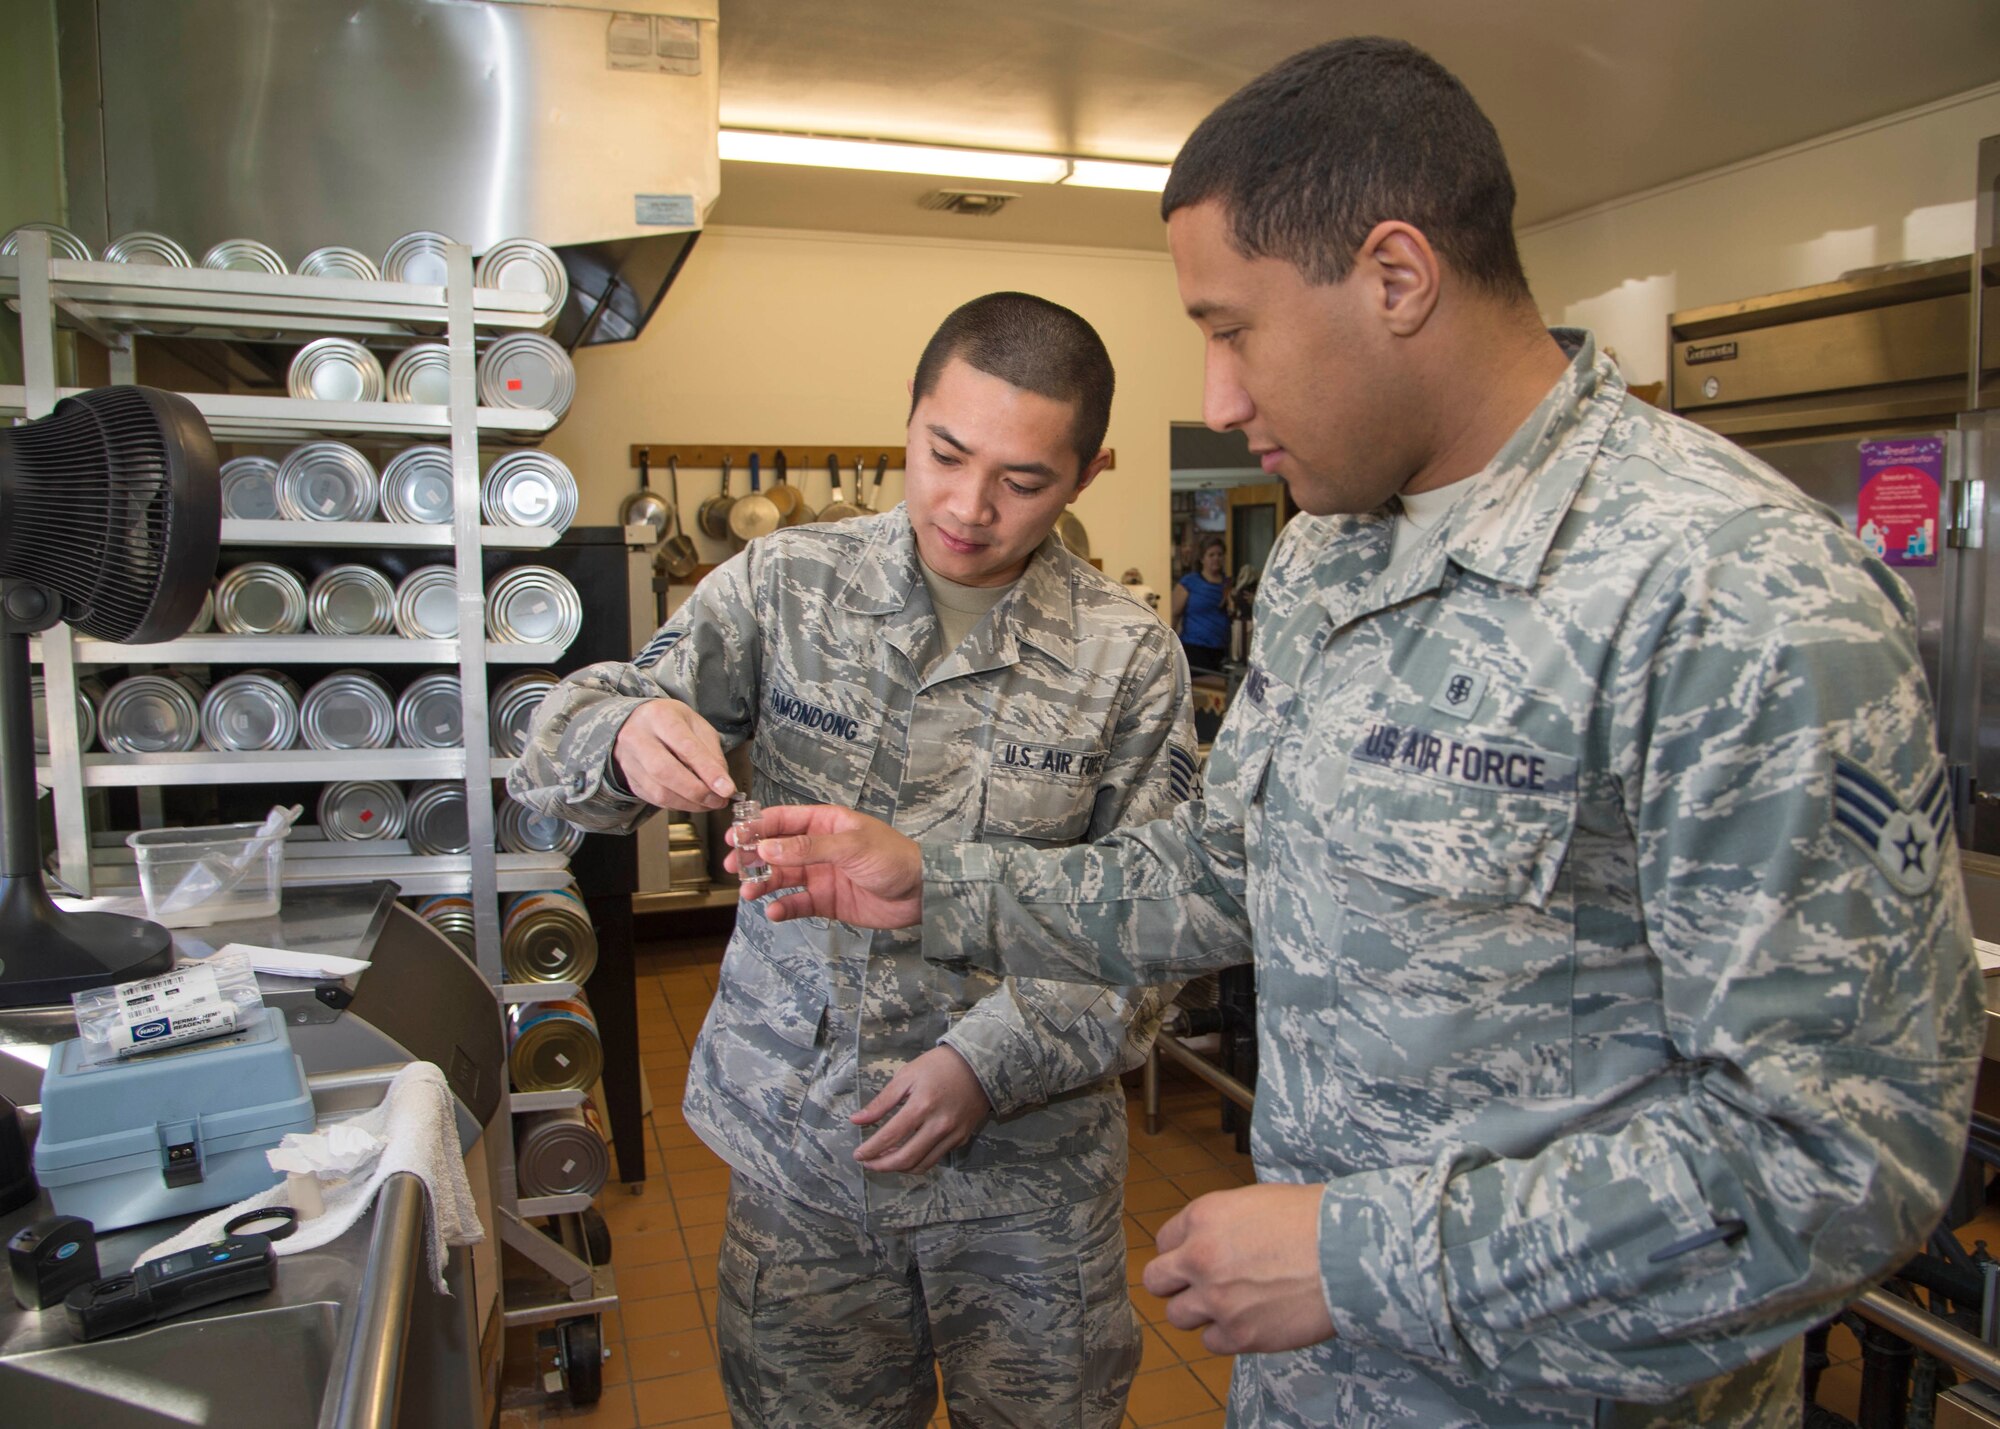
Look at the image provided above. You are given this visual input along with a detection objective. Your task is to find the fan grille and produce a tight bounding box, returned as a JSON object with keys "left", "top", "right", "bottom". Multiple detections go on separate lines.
{"left": 0, "top": 388, "right": 209, "bottom": 642}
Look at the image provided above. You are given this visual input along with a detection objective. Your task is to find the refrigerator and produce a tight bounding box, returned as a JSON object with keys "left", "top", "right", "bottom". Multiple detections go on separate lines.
{"left": 1668, "top": 134, "right": 2000, "bottom": 869}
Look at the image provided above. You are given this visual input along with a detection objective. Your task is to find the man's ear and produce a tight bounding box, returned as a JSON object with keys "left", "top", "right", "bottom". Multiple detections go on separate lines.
{"left": 1357, "top": 220, "right": 1440, "bottom": 337}
{"left": 1071, "top": 449, "right": 1113, "bottom": 500}
{"left": 906, "top": 377, "right": 916, "bottom": 399}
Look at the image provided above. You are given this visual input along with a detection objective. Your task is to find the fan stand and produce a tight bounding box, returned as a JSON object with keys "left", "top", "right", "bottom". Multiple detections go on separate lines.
{"left": 0, "top": 625, "right": 173, "bottom": 1009}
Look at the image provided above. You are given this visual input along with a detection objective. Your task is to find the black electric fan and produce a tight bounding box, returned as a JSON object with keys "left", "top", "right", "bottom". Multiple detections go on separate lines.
{"left": 0, "top": 386, "right": 220, "bottom": 1008}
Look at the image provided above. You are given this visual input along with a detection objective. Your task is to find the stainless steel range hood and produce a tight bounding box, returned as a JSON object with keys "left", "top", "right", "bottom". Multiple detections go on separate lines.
{"left": 57, "top": 0, "right": 719, "bottom": 345}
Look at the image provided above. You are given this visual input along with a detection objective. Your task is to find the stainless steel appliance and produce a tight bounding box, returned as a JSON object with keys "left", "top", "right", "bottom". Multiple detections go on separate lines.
{"left": 1669, "top": 135, "right": 2000, "bottom": 852}
{"left": 56, "top": 0, "right": 718, "bottom": 346}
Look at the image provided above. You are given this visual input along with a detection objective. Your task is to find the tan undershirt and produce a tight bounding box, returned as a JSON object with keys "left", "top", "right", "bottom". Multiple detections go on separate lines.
{"left": 919, "top": 560, "right": 1015, "bottom": 661}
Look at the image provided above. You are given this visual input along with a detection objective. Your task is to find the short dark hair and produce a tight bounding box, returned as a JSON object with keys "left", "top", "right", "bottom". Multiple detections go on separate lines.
{"left": 910, "top": 292, "right": 1114, "bottom": 475}
{"left": 1161, "top": 38, "right": 1530, "bottom": 299}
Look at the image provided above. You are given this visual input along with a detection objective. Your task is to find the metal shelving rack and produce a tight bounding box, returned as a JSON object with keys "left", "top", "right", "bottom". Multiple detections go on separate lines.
{"left": 3, "top": 228, "right": 612, "bottom": 1328}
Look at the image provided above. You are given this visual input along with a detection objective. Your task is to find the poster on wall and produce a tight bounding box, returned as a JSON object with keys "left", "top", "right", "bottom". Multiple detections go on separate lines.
{"left": 1857, "top": 437, "right": 1943, "bottom": 568}
{"left": 1193, "top": 489, "right": 1228, "bottom": 532}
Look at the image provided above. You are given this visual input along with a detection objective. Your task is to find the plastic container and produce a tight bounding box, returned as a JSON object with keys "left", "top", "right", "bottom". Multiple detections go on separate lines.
{"left": 127, "top": 821, "right": 289, "bottom": 928}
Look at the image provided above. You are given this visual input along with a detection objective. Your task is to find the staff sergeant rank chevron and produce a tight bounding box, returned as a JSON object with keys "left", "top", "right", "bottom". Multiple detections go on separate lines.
{"left": 1834, "top": 758, "right": 1949, "bottom": 897}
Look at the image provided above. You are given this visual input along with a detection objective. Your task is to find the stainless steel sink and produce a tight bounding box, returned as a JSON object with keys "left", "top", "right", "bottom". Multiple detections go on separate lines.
{"left": 0, "top": 1300, "right": 339, "bottom": 1428}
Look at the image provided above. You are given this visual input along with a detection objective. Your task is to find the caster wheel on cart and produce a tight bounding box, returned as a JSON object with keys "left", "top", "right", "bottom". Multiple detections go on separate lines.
{"left": 580, "top": 1207, "right": 612, "bottom": 1267}
{"left": 558, "top": 1315, "right": 603, "bottom": 1407}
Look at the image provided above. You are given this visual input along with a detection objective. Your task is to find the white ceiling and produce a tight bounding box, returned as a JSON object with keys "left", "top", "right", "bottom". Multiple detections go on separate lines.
{"left": 707, "top": 0, "right": 2000, "bottom": 250}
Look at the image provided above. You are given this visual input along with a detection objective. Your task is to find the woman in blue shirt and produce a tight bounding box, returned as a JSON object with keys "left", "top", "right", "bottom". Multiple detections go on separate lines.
{"left": 1173, "top": 535, "right": 1231, "bottom": 672}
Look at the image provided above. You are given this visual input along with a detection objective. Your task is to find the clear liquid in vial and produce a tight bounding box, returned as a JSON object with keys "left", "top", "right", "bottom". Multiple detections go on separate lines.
{"left": 732, "top": 796, "right": 770, "bottom": 881}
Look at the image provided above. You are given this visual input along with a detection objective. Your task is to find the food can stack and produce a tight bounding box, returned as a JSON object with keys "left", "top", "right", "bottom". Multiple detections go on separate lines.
{"left": 99, "top": 673, "right": 208, "bottom": 754}
{"left": 199, "top": 669, "right": 303, "bottom": 752}
{"left": 496, "top": 795, "right": 584, "bottom": 856}
{"left": 412, "top": 894, "right": 477, "bottom": 954}
{"left": 395, "top": 673, "right": 463, "bottom": 749}
{"left": 514, "top": 1103, "right": 610, "bottom": 1200}
{"left": 489, "top": 671, "right": 558, "bottom": 757}
{"left": 406, "top": 780, "right": 471, "bottom": 856}
{"left": 300, "top": 670, "right": 397, "bottom": 751}
{"left": 501, "top": 888, "right": 598, "bottom": 985}
{"left": 318, "top": 780, "right": 408, "bottom": 842}
{"left": 507, "top": 993, "right": 603, "bottom": 1093}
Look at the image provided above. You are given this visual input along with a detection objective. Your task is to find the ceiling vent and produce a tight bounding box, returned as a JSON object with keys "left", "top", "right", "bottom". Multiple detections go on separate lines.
{"left": 919, "top": 190, "right": 1019, "bottom": 217}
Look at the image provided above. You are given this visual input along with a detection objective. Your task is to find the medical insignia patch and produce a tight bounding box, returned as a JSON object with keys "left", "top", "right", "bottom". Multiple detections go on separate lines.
{"left": 1430, "top": 664, "right": 1489, "bottom": 720}
{"left": 1832, "top": 758, "right": 1948, "bottom": 897}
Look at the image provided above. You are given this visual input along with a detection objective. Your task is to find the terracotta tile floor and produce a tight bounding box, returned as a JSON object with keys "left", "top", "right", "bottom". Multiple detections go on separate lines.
{"left": 502, "top": 932, "right": 1252, "bottom": 1428}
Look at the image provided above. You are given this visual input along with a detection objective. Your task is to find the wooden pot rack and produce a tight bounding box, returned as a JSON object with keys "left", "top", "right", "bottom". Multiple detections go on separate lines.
{"left": 628, "top": 444, "right": 1115, "bottom": 471}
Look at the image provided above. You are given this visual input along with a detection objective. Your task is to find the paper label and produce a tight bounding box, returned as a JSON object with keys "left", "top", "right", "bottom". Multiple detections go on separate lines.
{"left": 555, "top": 1052, "right": 570, "bottom": 1067}
{"left": 561, "top": 1158, "right": 577, "bottom": 1175}
{"left": 114, "top": 964, "right": 236, "bottom": 1054}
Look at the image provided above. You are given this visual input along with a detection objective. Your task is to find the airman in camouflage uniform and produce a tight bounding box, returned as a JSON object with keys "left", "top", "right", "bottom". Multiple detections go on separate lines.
{"left": 510, "top": 295, "right": 1196, "bottom": 1427}
{"left": 902, "top": 326, "right": 1983, "bottom": 1425}
{"left": 735, "top": 40, "right": 1984, "bottom": 1425}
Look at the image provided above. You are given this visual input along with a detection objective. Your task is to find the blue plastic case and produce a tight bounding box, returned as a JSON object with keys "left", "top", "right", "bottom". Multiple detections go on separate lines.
{"left": 33, "top": 1007, "right": 315, "bottom": 1230}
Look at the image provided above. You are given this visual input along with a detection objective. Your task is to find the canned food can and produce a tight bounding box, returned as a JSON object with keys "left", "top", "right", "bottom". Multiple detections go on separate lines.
{"left": 481, "top": 451, "right": 578, "bottom": 531}
{"left": 406, "top": 780, "right": 471, "bottom": 856}
{"left": 102, "top": 231, "right": 192, "bottom": 267}
{"left": 506, "top": 994, "right": 603, "bottom": 1093}
{"left": 501, "top": 891, "right": 598, "bottom": 983}
{"left": 219, "top": 456, "right": 283, "bottom": 521}
{"left": 188, "top": 588, "right": 215, "bottom": 634}
{"left": 496, "top": 795, "right": 585, "bottom": 856}
{"left": 307, "top": 564, "right": 396, "bottom": 636}
{"left": 411, "top": 892, "right": 478, "bottom": 954}
{"left": 489, "top": 670, "right": 558, "bottom": 757}
{"left": 2, "top": 222, "right": 93, "bottom": 263}
{"left": 300, "top": 669, "right": 397, "bottom": 751}
{"left": 394, "top": 672, "right": 463, "bottom": 749}
{"left": 485, "top": 566, "right": 581, "bottom": 648}
{"left": 318, "top": 780, "right": 407, "bottom": 842}
{"left": 30, "top": 673, "right": 102, "bottom": 756}
{"left": 477, "top": 333, "right": 575, "bottom": 419}
{"left": 99, "top": 672, "right": 207, "bottom": 754}
{"left": 297, "top": 246, "right": 380, "bottom": 282}
{"left": 276, "top": 442, "right": 379, "bottom": 523}
{"left": 393, "top": 566, "right": 460, "bottom": 641}
{"left": 379, "top": 445, "right": 455, "bottom": 524}
{"left": 287, "top": 338, "right": 384, "bottom": 404}
{"left": 200, "top": 669, "right": 303, "bottom": 752}
{"left": 513, "top": 1105, "right": 609, "bottom": 1200}
{"left": 383, "top": 344, "right": 453, "bottom": 406}
{"left": 474, "top": 238, "right": 569, "bottom": 326}
{"left": 201, "top": 238, "right": 288, "bottom": 275}
{"left": 381, "top": 231, "right": 456, "bottom": 287}
{"left": 214, "top": 561, "right": 308, "bottom": 635}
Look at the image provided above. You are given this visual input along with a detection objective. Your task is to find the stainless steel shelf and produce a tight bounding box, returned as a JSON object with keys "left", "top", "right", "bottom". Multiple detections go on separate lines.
{"left": 500, "top": 981, "right": 581, "bottom": 1004}
{"left": 514, "top": 1194, "right": 594, "bottom": 1219}
{"left": 220, "top": 519, "right": 561, "bottom": 550}
{"left": 84, "top": 840, "right": 573, "bottom": 897}
{"left": 633, "top": 886, "right": 738, "bottom": 915}
{"left": 509, "top": 1090, "right": 586, "bottom": 1113}
{"left": 42, "top": 746, "right": 467, "bottom": 787}
{"left": 500, "top": 1265, "right": 619, "bottom": 1329}
{"left": 0, "top": 253, "right": 550, "bottom": 341}
{"left": 31, "top": 635, "right": 572, "bottom": 665}
{"left": 0, "top": 385, "right": 554, "bottom": 442}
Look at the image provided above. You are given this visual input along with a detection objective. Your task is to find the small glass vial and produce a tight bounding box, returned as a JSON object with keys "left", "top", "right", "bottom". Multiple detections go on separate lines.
{"left": 732, "top": 796, "right": 770, "bottom": 881}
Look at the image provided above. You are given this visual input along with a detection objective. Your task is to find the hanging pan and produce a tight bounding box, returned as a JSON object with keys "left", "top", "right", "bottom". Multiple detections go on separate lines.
{"left": 729, "top": 450, "right": 781, "bottom": 543}
{"left": 860, "top": 454, "right": 889, "bottom": 512}
{"left": 1056, "top": 509, "right": 1092, "bottom": 559}
{"left": 768, "top": 449, "right": 807, "bottom": 526}
{"left": 619, "top": 449, "right": 669, "bottom": 543}
{"left": 656, "top": 456, "right": 699, "bottom": 579}
{"left": 697, "top": 455, "right": 735, "bottom": 540}
{"left": 819, "top": 453, "right": 864, "bottom": 522}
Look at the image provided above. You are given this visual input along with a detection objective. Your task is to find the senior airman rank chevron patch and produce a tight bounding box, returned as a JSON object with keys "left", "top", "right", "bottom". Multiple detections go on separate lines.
{"left": 633, "top": 627, "right": 685, "bottom": 667}
{"left": 1832, "top": 758, "right": 1948, "bottom": 897}
{"left": 1168, "top": 744, "right": 1198, "bottom": 801}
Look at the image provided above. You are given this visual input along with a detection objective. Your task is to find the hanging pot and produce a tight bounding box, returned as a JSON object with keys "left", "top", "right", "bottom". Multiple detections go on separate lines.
{"left": 1055, "top": 509, "right": 1092, "bottom": 559}
{"left": 860, "top": 453, "right": 889, "bottom": 512}
{"left": 819, "top": 452, "right": 865, "bottom": 522}
{"left": 764, "top": 444, "right": 804, "bottom": 524}
{"left": 618, "top": 449, "right": 670, "bottom": 543}
{"left": 696, "top": 454, "right": 735, "bottom": 540}
{"left": 656, "top": 455, "right": 699, "bottom": 579}
{"left": 729, "top": 450, "right": 781, "bottom": 543}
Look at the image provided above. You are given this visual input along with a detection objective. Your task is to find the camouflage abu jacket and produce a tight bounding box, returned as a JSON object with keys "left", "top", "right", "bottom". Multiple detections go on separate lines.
{"left": 917, "top": 332, "right": 1983, "bottom": 1426}
{"left": 509, "top": 509, "right": 1195, "bottom": 1226}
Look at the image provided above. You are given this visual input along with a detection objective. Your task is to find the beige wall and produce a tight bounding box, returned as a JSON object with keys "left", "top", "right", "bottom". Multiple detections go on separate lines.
{"left": 1521, "top": 83, "right": 2000, "bottom": 387}
{"left": 546, "top": 224, "right": 1202, "bottom": 598}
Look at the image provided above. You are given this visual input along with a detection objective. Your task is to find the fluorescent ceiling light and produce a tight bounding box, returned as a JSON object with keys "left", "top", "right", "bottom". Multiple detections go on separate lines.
{"left": 1063, "top": 159, "right": 1172, "bottom": 193}
{"left": 721, "top": 130, "right": 1069, "bottom": 184}
{"left": 720, "top": 129, "right": 1172, "bottom": 193}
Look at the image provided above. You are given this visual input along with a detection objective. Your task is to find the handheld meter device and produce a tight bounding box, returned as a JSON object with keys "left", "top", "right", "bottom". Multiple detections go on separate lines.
{"left": 63, "top": 1233, "right": 276, "bottom": 1340}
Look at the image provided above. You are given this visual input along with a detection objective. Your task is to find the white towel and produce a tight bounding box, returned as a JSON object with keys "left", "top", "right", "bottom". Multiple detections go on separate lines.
{"left": 137, "top": 1061, "right": 484, "bottom": 1291}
